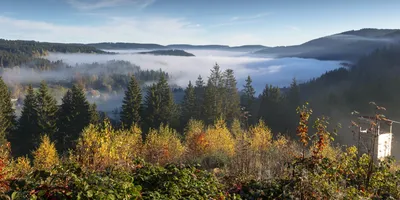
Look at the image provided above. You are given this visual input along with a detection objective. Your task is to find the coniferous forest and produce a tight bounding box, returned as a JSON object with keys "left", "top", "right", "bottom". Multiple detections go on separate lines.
{"left": 2, "top": 42, "right": 400, "bottom": 199}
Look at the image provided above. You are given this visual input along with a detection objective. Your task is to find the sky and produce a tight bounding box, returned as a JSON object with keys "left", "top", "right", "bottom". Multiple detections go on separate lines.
{"left": 0, "top": 0, "right": 400, "bottom": 46}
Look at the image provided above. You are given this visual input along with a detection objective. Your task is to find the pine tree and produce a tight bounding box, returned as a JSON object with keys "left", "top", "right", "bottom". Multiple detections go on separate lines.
{"left": 0, "top": 76, "right": 16, "bottom": 144}
{"left": 194, "top": 75, "right": 205, "bottom": 120}
{"left": 241, "top": 75, "right": 256, "bottom": 126}
{"left": 181, "top": 81, "right": 196, "bottom": 127}
{"left": 204, "top": 64, "right": 224, "bottom": 124}
{"left": 120, "top": 75, "right": 142, "bottom": 128}
{"left": 36, "top": 81, "right": 58, "bottom": 140}
{"left": 89, "top": 103, "right": 100, "bottom": 124}
{"left": 287, "top": 78, "right": 300, "bottom": 108}
{"left": 222, "top": 69, "right": 240, "bottom": 125}
{"left": 144, "top": 75, "right": 176, "bottom": 129}
{"left": 57, "top": 85, "right": 90, "bottom": 152}
{"left": 16, "top": 85, "right": 39, "bottom": 156}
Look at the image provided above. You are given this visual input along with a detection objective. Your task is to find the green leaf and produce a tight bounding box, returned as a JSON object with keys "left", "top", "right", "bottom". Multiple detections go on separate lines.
{"left": 87, "top": 190, "right": 93, "bottom": 198}
{"left": 11, "top": 192, "right": 19, "bottom": 200}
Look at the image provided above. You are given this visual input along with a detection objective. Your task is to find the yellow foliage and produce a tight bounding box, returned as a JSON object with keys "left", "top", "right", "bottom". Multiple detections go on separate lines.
{"left": 33, "top": 135, "right": 59, "bottom": 170}
{"left": 75, "top": 120, "right": 142, "bottom": 170}
{"left": 204, "top": 118, "right": 235, "bottom": 157}
{"left": 230, "top": 119, "right": 242, "bottom": 138}
{"left": 184, "top": 120, "right": 207, "bottom": 159}
{"left": 249, "top": 120, "right": 272, "bottom": 152}
{"left": 9, "top": 157, "right": 32, "bottom": 178}
{"left": 144, "top": 124, "right": 184, "bottom": 165}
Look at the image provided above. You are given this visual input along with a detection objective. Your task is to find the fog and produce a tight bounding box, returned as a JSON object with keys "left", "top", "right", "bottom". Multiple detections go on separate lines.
{"left": 45, "top": 50, "right": 343, "bottom": 93}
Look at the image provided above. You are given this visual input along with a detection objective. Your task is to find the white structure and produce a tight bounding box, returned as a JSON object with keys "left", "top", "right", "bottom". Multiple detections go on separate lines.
{"left": 358, "top": 116, "right": 398, "bottom": 162}
{"left": 377, "top": 133, "right": 392, "bottom": 160}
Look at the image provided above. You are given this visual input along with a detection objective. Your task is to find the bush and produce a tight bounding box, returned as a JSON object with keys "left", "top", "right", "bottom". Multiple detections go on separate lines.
{"left": 32, "top": 135, "right": 59, "bottom": 170}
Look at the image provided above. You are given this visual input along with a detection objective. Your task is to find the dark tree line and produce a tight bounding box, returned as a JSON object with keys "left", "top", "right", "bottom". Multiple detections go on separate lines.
{"left": 0, "top": 39, "right": 106, "bottom": 68}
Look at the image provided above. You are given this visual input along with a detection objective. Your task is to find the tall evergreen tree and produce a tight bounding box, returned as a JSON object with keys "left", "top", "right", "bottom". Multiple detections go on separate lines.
{"left": 36, "top": 81, "right": 59, "bottom": 140}
{"left": 16, "top": 85, "right": 39, "bottom": 156}
{"left": 57, "top": 85, "right": 91, "bottom": 152}
{"left": 241, "top": 75, "right": 256, "bottom": 126}
{"left": 0, "top": 76, "right": 16, "bottom": 144}
{"left": 204, "top": 64, "right": 224, "bottom": 124}
{"left": 89, "top": 103, "right": 100, "bottom": 124}
{"left": 120, "top": 75, "right": 142, "bottom": 128}
{"left": 194, "top": 75, "right": 205, "bottom": 120}
{"left": 287, "top": 78, "right": 300, "bottom": 108}
{"left": 144, "top": 75, "right": 176, "bottom": 129}
{"left": 222, "top": 69, "right": 241, "bottom": 124}
{"left": 181, "top": 81, "right": 196, "bottom": 127}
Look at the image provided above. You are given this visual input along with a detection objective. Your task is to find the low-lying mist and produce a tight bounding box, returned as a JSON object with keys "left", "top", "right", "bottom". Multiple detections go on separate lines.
{"left": 45, "top": 50, "right": 343, "bottom": 93}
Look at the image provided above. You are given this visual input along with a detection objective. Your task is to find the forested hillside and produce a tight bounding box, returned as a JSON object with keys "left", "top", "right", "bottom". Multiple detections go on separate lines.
{"left": 0, "top": 39, "right": 106, "bottom": 68}
{"left": 2, "top": 45, "right": 400, "bottom": 198}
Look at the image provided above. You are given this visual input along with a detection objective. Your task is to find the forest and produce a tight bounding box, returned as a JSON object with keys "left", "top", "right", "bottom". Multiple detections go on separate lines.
{"left": 0, "top": 39, "right": 107, "bottom": 68}
{"left": 1, "top": 45, "right": 400, "bottom": 199}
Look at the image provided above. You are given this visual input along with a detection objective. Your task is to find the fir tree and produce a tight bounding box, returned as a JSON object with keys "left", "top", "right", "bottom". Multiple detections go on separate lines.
{"left": 16, "top": 85, "right": 39, "bottom": 156}
{"left": 120, "top": 75, "right": 142, "bottom": 128}
{"left": 144, "top": 75, "right": 176, "bottom": 129}
{"left": 222, "top": 69, "right": 240, "bottom": 125}
{"left": 287, "top": 78, "right": 300, "bottom": 108}
{"left": 204, "top": 64, "right": 224, "bottom": 124}
{"left": 36, "top": 81, "right": 59, "bottom": 140}
{"left": 194, "top": 75, "right": 205, "bottom": 120}
{"left": 181, "top": 81, "right": 196, "bottom": 127}
{"left": 89, "top": 103, "right": 100, "bottom": 124}
{"left": 241, "top": 75, "right": 256, "bottom": 126}
{"left": 0, "top": 76, "right": 16, "bottom": 144}
{"left": 57, "top": 85, "right": 90, "bottom": 152}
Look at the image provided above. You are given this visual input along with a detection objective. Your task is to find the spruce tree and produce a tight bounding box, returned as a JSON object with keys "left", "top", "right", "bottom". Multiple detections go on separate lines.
{"left": 222, "top": 69, "right": 240, "bottom": 125}
{"left": 89, "top": 103, "right": 100, "bottom": 124}
{"left": 194, "top": 75, "right": 205, "bottom": 120}
{"left": 57, "top": 85, "right": 90, "bottom": 152}
{"left": 16, "top": 85, "right": 39, "bottom": 156}
{"left": 36, "top": 81, "right": 58, "bottom": 140}
{"left": 287, "top": 78, "right": 300, "bottom": 108}
{"left": 204, "top": 64, "right": 224, "bottom": 124}
{"left": 120, "top": 75, "right": 142, "bottom": 128}
{"left": 144, "top": 75, "right": 176, "bottom": 129}
{"left": 241, "top": 75, "right": 256, "bottom": 126}
{"left": 181, "top": 81, "right": 196, "bottom": 127}
{"left": 0, "top": 76, "right": 16, "bottom": 144}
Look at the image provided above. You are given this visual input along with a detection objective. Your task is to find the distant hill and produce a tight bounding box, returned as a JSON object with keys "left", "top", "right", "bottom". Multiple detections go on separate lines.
{"left": 88, "top": 42, "right": 167, "bottom": 50}
{"left": 137, "top": 49, "right": 195, "bottom": 57}
{"left": 88, "top": 42, "right": 269, "bottom": 52}
{"left": 254, "top": 28, "right": 400, "bottom": 61}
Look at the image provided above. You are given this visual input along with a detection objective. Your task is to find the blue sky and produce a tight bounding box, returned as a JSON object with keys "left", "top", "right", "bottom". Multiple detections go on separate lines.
{"left": 0, "top": 0, "right": 399, "bottom": 46}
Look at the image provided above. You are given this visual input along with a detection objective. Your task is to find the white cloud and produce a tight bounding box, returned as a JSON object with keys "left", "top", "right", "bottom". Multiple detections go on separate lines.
{"left": 285, "top": 25, "right": 300, "bottom": 31}
{"left": 210, "top": 12, "right": 272, "bottom": 28}
{"left": 66, "top": 0, "right": 155, "bottom": 10}
{"left": 0, "top": 15, "right": 208, "bottom": 45}
{"left": 230, "top": 12, "right": 272, "bottom": 21}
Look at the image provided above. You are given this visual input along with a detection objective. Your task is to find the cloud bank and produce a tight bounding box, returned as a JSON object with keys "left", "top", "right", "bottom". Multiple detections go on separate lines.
{"left": 43, "top": 50, "right": 343, "bottom": 93}
{"left": 66, "top": 0, "right": 155, "bottom": 10}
